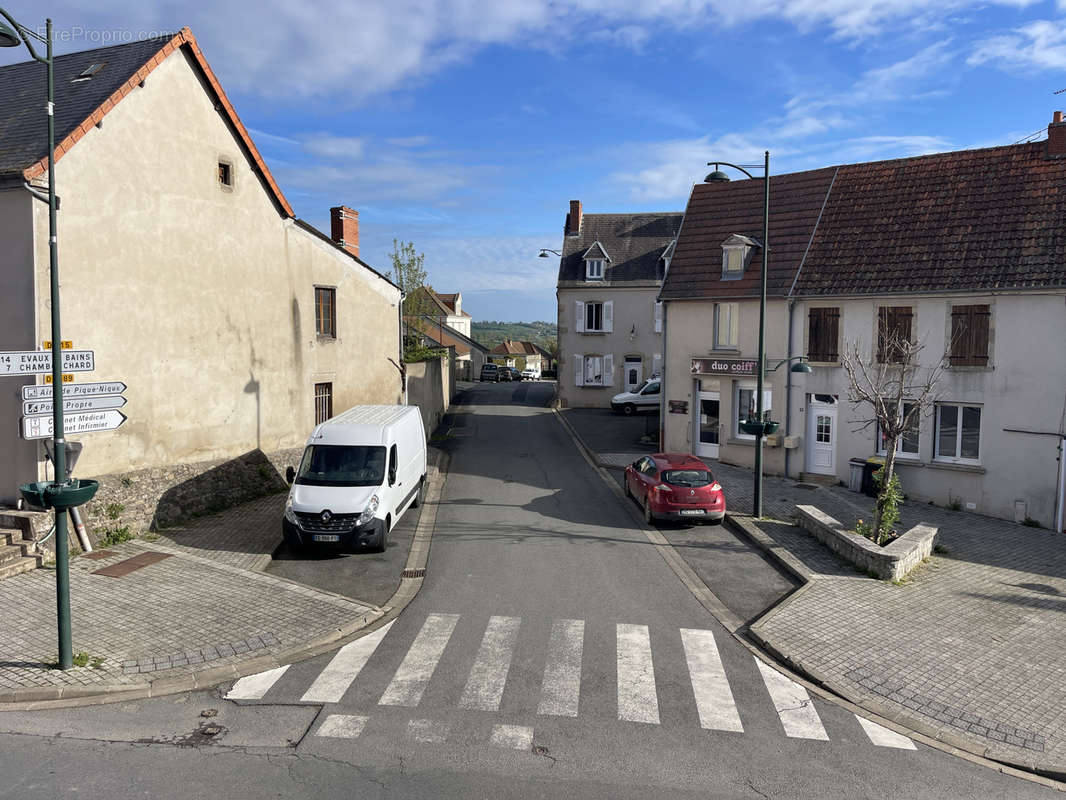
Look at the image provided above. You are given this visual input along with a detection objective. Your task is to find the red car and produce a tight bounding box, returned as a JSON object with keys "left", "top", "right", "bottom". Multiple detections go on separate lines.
{"left": 624, "top": 453, "right": 726, "bottom": 525}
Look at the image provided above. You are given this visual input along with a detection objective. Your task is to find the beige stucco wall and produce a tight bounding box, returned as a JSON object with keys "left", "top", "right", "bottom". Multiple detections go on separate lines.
{"left": 2, "top": 47, "right": 399, "bottom": 501}
{"left": 558, "top": 284, "right": 663, "bottom": 408}
{"left": 0, "top": 188, "right": 39, "bottom": 501}
{"left": 662, "top": 298, "right": 795, "bottom": 475}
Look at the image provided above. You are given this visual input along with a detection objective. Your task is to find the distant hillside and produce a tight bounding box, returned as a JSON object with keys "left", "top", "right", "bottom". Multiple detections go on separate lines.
{"left": 471, "top": 321, "right": 556, "bottom": 352}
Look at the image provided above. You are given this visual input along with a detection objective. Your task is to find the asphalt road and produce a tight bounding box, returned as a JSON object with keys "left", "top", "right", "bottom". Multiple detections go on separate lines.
{"left": 0, "top": 381, "right": 1057, "bottom": 799}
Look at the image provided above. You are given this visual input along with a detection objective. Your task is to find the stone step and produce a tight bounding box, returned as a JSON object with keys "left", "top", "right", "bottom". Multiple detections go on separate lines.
{"left": 0, "top": 544, "right": 29, "bottom": 567}
{"left": 0, "top": 528, "right": 26, "bottom": 547}
{"left": 0, "top": 555, "right": 43, "bottom": 580}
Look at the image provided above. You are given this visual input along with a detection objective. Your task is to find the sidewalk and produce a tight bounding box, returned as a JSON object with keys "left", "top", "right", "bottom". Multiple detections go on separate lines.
{"left": 0, "top": 450, "right": 445, "bottom": 705}
{"left": 561, "top": 407, "right": 1066, "bottom": 777}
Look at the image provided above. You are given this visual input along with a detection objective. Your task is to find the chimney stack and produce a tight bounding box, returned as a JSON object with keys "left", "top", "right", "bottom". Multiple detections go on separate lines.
{"left": 566, "top": 200, "right": 582, "bottom": 236}
{"left": 330, "top": 206, "right": 359, "bottom": 257}
{"left": 1048, "top": 111, "right": 1066, "bottom": 157}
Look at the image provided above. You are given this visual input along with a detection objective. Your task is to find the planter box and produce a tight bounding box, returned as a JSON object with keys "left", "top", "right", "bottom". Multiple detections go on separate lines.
{"left": 795, "top": 505, "right": 937, "bottom": 581}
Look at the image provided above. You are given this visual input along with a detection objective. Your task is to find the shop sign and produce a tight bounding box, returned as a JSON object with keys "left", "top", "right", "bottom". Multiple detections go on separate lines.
{"left": 668, "top": 400, "right": 689, "bottom": 414}
{"left": 690, "top": 358, "right": 758, "bottom": 376}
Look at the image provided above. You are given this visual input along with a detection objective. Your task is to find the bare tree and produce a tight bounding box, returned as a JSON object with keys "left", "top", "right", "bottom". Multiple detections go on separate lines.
{"left": 841, "top": 331, "right": 948, "bottom": 542}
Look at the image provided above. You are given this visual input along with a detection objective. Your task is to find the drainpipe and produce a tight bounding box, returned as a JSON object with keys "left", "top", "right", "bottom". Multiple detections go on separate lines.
{"left": 784, "top": 299, "right": 795, "bottom": 479}
{"left": 660, "top": 298, "right": 668, "bottom": 450}
{"left": 1056, "top": 435, "right": 1065, "bottom": 533}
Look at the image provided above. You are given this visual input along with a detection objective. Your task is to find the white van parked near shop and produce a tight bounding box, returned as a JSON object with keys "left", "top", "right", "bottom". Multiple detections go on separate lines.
{"left": 282, "top": 405, "right": 427, "bottom": 553}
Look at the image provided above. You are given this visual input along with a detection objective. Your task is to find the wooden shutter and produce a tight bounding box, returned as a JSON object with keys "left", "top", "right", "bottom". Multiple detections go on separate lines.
{"left": 574, "top": 354, "right": 584, "bottom": 386}
{"left": 603, "top": 301, "right": 614, "bottom": 333}
{"left": 652, "top": 353, "right": 662, "bottom": 377}
{"left": 575, "top": 301, "right": 585, "bottom": 333}
{"left": 951, "top": 304, "right": 990, "bottom": 366}
{"left": 878, "top": 306, "right": 912, "bottom": 363}
{"left": 654, "top": 302, "right": 663, "bottom": 333}
{"left": 603, "top": 354, "right": 614, "bottom": 387}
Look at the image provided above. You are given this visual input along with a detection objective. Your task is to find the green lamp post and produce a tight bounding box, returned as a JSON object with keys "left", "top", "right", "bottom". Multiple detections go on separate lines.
{"left": 2, "top": 12, "right": 97, "bottom": 670}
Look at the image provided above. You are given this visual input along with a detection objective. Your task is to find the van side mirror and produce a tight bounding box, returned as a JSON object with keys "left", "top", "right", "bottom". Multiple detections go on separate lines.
{"left": 285, "top": 466, "right": 295, "bottom": 484}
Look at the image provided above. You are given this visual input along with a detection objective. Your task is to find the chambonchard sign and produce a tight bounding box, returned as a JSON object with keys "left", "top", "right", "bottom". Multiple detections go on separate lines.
{"left": 690, "top": 358, "right": 758, "bottom": 376}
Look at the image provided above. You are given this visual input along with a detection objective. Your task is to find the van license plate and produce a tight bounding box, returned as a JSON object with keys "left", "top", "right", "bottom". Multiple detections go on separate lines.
{"left": 679, "top": 509, "right": 705, "bottom": 516}
{"left": 313, "top": 534, "right": 340, "bottom": 542}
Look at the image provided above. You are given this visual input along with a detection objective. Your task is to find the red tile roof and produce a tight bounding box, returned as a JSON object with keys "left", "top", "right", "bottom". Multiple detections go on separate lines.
{"left": 490, "top": 340, "right": 550, "bottom": 357}
{"left": 663, "top": 141, "right": 1066, "bottom": 301}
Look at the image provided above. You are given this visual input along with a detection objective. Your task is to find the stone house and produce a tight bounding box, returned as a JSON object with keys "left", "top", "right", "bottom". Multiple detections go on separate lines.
{"left": 0, "top": 30, "right": 403, "bottom": 531}
{"left": 554, "top": 201, "right": 682, "bottom": 407}
{"left": 660, "top": 121, "right": 1066, "bottom": 529}
{"left": 489, "top": 340, "right": 551, "bottom": 373}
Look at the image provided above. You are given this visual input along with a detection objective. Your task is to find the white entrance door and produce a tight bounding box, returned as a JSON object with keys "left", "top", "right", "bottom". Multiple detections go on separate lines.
{"left": 625, "top": 360, "right": 643, "bottom": 392}
{"left": 695, "top": 390, "right": 720, "bottom": 460}
{"left": 806, "top": 395, "right": 837, "bottom": 476}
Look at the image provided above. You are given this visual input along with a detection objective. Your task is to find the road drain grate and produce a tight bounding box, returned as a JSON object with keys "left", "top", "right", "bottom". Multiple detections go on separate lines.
{"left": 402, "top": 568, "right": 426, "bottom": 578}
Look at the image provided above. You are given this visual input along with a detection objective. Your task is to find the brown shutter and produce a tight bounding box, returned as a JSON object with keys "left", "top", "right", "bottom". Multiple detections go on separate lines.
{"left": 824, "top": 307, "right": 839, "bottom": 361}
{"left": 950, "top": 306, "right": 967, "bottom": 365}
{"left": 879, "top": 307, "right": 911, "bottom": 363}
{"left": 952, "top": 304, "right": 990, "bottom": 366}
{"left": 808, "top": 308, "right": 824, "bottom": 361}
{"left": 971, "top": 305, "right": 990, "bottom": 365}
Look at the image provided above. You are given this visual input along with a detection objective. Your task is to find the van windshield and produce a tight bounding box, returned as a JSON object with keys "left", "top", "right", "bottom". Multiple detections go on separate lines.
{"left": 295, "top": 445, "right": 386, "bottom": 487}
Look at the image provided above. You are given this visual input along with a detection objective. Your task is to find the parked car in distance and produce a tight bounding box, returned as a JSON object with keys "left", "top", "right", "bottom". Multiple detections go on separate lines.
{"left": 508, "top": 367, "right": 522, "bottom": 381}
{"left": 521, "top": 368, "right": 540, "bottom": 380}
{"left": 624, "top": 453, "right": 725, "bottom": 525}
{"left": 611, "top": 378, "right": 661, "bottom": 415}
{"left": 480, "top": 363, "right": 499, "bottom": 382}
{"left": 497, "top": 365, "right": 513, "bottom": 381}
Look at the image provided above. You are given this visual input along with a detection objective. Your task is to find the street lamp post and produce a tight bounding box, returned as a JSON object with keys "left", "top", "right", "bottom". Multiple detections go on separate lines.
{"left": 0, "top": 12, "right": 82, "bottom": 669}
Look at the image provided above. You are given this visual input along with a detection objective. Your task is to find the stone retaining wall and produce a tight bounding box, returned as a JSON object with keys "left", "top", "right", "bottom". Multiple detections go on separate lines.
{"left": 795, "top": 504, "right": 937, "bottom": 581}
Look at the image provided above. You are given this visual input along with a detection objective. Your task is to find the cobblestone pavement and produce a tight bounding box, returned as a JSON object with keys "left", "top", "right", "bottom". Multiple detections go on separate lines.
{"left": 0, "top": 493, "right": 378, "bottom": 698}
{"left": 561, "top": 408, "right": 1066, "bottom": 774}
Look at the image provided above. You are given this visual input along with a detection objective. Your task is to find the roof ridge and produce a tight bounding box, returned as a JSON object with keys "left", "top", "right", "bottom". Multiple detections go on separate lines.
{"left": 0, "top": 33, "right": 178, "bottom": 67}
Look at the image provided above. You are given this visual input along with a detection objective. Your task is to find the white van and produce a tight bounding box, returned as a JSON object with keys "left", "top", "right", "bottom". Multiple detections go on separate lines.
{"left": 282, "top": 405, "right": 427, "bottom": 553}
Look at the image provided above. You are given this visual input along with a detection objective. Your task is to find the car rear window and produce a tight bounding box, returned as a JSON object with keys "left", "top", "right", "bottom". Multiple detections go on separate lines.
{"left": 662, "top": 469, "right": 714, "bottom": 487}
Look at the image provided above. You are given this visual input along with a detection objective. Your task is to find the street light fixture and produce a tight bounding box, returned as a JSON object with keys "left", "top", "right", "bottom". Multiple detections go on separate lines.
{"left": 705, "top": 152, "right": 773, "bottom": 519}
{"left": 538, "top": 248, "right": 562, "bottom": 258}
{"left": 2, "top": 10, "right": 95, "bottom": 670}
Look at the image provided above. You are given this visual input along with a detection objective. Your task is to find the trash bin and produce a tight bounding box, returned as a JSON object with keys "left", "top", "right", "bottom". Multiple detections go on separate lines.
{"left": 848, "top": 459, "right": 866, "bottom": 492}
{"left": 861, "top": 456, "right": 884, "bottom": 497}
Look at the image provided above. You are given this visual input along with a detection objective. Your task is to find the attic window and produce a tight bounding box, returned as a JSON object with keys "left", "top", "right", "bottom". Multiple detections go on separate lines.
{"left": 586, "top": 259, "right": 605, "bottom": 281}
{"left": 721, "top": 234, "right": 757, "bottom": 280}
{"left": 72, "top": 63, "right": 106, "bottom": 83}
{"left": 218, "top": 160, "right": 233, "bottom": 189}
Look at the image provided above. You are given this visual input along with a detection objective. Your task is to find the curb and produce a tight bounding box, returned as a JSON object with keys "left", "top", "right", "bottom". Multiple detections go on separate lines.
{"left": 552, "top": 408, "right": 1066, "bottom": 792}
{"left": 0, "top": 446, "right": 452, "bottom": 712}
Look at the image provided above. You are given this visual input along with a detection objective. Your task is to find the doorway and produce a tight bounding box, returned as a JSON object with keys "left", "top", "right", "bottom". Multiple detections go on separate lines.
{"left": 805, "top": 394, "right": 837, "bottom": 476}
{"left": 625, "top": 357, "right": 643, "bottom": 393}
{"left": 695, "top": 387, "right": 720, "bottom": 460}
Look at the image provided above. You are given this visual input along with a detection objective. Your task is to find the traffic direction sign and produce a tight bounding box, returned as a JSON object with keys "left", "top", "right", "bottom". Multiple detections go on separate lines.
{"left": 22, "top": 381, "right": 126, "bottom": 401}
{"left": 21, "top": 410, "right": 127, "bottom": 440}
{"left": 0, "top": 350, "right": 94, "bottom": 376}
{"left": 23, "top": 395, "right": 126, "bottom": 415}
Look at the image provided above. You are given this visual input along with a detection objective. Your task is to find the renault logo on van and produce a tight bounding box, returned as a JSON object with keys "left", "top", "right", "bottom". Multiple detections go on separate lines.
{"left": 321, "top": 510, "right": 332, "bottom": 523}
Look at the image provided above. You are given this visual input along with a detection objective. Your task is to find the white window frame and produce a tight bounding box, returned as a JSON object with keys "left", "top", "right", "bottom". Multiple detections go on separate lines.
{"left": 586, "top": 259, "right": 605, "bottom": 281}
{"left": 576, "top": 300, "right": 612, "bottom": 333}
{"left": 934, "top": 403, "right": 982, "bottom": 464}
{"left": 876, "top": 401, "right": 920, "bottom": 459}
{"left": 714, "top": 302, "right": 739, "bottom": 350}
{"left": 576, "top": 353, "right": 613, "bottom": 387}
{"left": 734, "top": 382, "right": 771, "bottom": 440}
{"left": 722, "top": 246, "right": 747, "bottom": 278}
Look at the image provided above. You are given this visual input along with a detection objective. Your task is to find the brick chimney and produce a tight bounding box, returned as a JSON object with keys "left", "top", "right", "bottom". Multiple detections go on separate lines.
{"left": 565, "top": 200, "right": 582, "bottom": 236}
{"left": 330, "top": 206, "right": 359, "bottom": 257}
{"left": 1048, "top": 111, "right": 1066, "bottom": 157}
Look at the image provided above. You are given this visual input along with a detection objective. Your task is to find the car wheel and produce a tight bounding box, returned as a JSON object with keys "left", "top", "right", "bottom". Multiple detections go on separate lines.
{"left": 623, "top": 403, "right": 636, "bottom": 416}
{"left": 624, "top": 477, "right": 632, "bottom": 499}
{"left": 373, "top": 521, "right": 389, "bottom": 553}
{"left": 412, "top": 478, "right": 424, "bottom": 508}
{"left": 643, "top": 497, "right": 654, "bottom": 525}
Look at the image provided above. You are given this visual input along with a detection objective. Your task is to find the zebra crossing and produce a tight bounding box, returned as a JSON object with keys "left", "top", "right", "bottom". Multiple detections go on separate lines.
{"left": 224, "top": 612, "right": 917, "bottom": 751}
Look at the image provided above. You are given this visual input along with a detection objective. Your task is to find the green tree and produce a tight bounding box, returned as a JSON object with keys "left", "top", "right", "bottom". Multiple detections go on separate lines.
{"left": 388, "top": 239, "right": 435, "bottom": 319}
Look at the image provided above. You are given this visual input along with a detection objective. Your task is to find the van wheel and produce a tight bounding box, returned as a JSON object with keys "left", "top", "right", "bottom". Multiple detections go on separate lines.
{"left": 374, "top": 521, "right": 389, "bottom": 553}
{"left": 623, "top": 403, "right": 636, "bottom": 416}
{"left": 412, "top": 478, "right": 425, "bottom": 508}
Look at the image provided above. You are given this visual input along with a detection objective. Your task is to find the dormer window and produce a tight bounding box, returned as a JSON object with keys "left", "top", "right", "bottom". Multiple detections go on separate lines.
{"left": 586, "top": 259, "right": 605, "bottom": 280}
{"left": 721, "top": 234, "right": 757, "bottom": 280}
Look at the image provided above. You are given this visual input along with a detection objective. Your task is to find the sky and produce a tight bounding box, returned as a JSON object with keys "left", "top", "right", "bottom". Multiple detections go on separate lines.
{"left": 2, "top": 1, "right": 1065, "bottom": 322}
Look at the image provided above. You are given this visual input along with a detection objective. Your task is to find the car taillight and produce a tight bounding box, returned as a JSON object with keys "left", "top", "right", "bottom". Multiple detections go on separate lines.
{"left": 653, "top": 485, "right": 672, "bottom": 494}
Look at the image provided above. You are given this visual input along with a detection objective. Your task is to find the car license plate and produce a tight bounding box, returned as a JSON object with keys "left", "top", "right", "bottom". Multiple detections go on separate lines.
{"left": 313, "top": 534, "right": 340, "bottom": 542}
{"left": 679, "top": 509, "right": 705, "bottom": 516}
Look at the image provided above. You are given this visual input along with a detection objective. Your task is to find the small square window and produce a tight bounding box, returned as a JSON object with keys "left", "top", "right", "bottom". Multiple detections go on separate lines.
{"left": 586, "top": 259, "right": 604, "bottom": 280}
{"left": 314, "top": 382, "right": 333, "bottom": 425}
{"left": 218, "top": 161, "right": 233, "bottom": 188}
{"left": 315, "top": 287, "right": 336, "bottom": 337}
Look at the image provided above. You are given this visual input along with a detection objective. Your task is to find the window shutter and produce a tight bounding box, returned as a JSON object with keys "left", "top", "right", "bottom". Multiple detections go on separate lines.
{"left": 575, "top": 301, "right": 585, "bottom": 333}
{"left": 808, "top": 308, "right": 824, "bottom": 361}
{"left": 603, "top": 354, "right": 614, "bottom": 387}
{"left": 574, "top": 354, "right": 584, "bottom": 386}
{"left": 825, "top": 307, "right": 839, "bottom": 361}
{"left": 603, "top": 301, "right": 614, "bottom": 333}
{"left": 971, "top": 305, "right": 990, "bottom": 365}
{"left": 652, "top": 353, "right": 662, "bottom": 377}
{"left": 654, "top": 302, "right": 663, "bottom": 333}
{"left": 950, "top": 306, "right": 967, "bottom": 364}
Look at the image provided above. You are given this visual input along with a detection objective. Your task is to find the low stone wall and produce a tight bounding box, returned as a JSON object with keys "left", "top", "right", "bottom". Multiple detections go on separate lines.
{"left": 795, "top": 504, "right": 937, "bottom": 581}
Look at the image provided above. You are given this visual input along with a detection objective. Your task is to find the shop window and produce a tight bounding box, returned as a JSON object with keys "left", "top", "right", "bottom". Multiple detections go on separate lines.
{"left": 735, "top": 385, "right": 771, "bottom": 439}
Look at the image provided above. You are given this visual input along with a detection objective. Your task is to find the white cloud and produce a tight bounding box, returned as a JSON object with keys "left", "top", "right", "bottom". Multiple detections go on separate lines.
{"left": 969, "top": 19, "right": 1066, "bottom": 72}
{"left": 302, "top": 135, "right": 367, "bottom": 160}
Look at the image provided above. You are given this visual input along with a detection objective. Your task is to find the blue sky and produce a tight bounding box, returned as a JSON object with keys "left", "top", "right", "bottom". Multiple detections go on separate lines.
{"left": 3, "top": 1, "right": 1065, "bottom": 322}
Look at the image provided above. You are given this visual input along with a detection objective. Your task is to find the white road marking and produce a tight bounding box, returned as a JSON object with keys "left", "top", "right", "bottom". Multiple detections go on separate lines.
{"left": 316, "top": 714, "right": 369, "bottom": 739}
{"left": 459, "top": 616, "right": 521, "bottom": 711}
{"left": 491, "top": 724, "right": 534, "bottom": 750}
{"left": 616, "top": 623, "right": 660, "bottom": 724}
{"left": 224, "top": 665, "right": 289, "bottom": 700}
{"left": 408, "top": 718, "right": 450, "bottom": 743}
{"left": 856, "top": 715, "right": 917, "bottom": 749}
{"left": 680, "top": 628, "right": 744, "bottom": 732}
{"left": 380, "top": 613, "right": 460, "bottom": 707}
{"left": 301, "top": 620, "right": 395, "bottom": 703}
{"left": 756, "top": 659, "right": 829, "bottom": 740}
{"left": 538, "top": 619, "right": 584, "bottom": 717}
